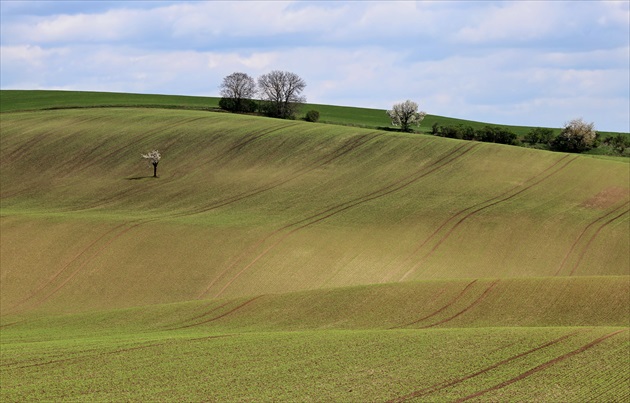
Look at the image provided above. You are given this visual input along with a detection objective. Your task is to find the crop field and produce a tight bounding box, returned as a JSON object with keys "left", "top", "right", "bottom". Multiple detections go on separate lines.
{"left": 10, "top": 89, "right": 623, "bottom": 138}
{"left": 1, "top": 91, "right": 628, "bottom": 401}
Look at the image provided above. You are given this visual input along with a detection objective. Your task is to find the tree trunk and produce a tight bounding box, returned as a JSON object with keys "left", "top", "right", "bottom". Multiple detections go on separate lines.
{"left": 153, "top": 163, "right": 158, "bottom": 178}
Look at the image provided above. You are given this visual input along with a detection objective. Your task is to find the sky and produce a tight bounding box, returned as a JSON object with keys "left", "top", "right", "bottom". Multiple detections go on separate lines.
{"left": 1, "top": 0, "right": 629, "bottom": 132}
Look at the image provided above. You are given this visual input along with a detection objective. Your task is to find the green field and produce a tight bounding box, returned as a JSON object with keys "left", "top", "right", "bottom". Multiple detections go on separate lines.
{"left": 1, "top": 91, "right": 628, "bottom": 401}
{"left": 7, "top": 89, "right": 629, "bottom": 139}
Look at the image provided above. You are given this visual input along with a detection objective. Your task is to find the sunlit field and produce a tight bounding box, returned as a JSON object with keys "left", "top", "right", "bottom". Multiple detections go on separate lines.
{"left": 1, "top": 91, "right": 628, "bottom": 401}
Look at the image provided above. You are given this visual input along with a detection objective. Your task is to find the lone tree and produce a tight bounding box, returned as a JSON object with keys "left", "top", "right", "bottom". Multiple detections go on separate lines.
{"left": 219, "top": 72, "right": 257, "bottom": 113}
{"left": 551, "top": 118, "right": 597, "bottom": 153}
{"left": 257, "top": 70, "right": 306, "bottom": 119}
{"left": 387, "top": 100, "right": 427, "bottom": 132}
{"left": 142, "top": 150, "right": 161, "bottom": 178}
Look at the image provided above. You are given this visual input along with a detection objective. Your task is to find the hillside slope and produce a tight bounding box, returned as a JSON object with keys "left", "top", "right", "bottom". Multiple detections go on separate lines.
{"left": 1, "top": 107, "right": 628, "bottom": 314}
{"left": 1, "top": 97, "right": 628, "bottom": 402}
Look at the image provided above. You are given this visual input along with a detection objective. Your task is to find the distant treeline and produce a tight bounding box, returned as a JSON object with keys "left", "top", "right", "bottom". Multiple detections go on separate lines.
{"left": 431, "top": 122, "right": 630, "bottom": 156}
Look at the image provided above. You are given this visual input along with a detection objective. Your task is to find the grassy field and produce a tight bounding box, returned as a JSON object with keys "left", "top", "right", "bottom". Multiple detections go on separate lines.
{"left": 1, "top": 91, "right": 628, "bottom": 401}
{"left": 6, "top": 89, "right": 628, "bottom": 139}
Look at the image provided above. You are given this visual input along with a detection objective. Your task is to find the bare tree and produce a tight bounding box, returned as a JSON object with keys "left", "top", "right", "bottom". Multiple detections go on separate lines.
{"left": 142, "top": 150, "right": 161, "bottom": 178}
{"left": 387, "top": 100, "right": 427, "bottom": 132}
{"left": 219, "top": 72, "right": 257, "bottom": 113}
{"left": 257, "top": 70, "right": 306, "bottom": 119}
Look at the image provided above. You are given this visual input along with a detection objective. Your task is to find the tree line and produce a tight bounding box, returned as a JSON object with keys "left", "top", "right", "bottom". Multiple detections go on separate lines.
{"left": 431, "top": 118, "right": 629, "bottom": 155}
{"left": 220, "top": 71, "right": 317, "bottom": 121}
{"left": 219, "top": 73, "right": 628, "bottom": 156}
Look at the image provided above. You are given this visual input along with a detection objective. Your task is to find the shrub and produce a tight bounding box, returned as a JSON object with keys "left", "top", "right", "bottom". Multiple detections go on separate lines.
{"left": 431, "top": 122, "right": 440, "bottom": 135}
{"left": 476, "top": 126, "right": 517, "bottom": 145}
{"left": 219, "top": 97, "right": 258, "bottom": 113}
{"left": 551, "top": 118, "right": 597, "bottom": 153}
{"left": 439, "top": 125, "right": 463, "bottom": 139}
{"left": 604, "top": 134, "right": 630, "bottom": 155}
{"left": 524, "top": 127, "right": 555, "bottom": 146}
{"left": 305, "top": 110, "right": 320, "bottom": 122}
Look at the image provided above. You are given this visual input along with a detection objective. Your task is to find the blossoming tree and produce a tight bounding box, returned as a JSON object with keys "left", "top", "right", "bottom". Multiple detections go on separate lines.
{"left": 387, "top": 100, "right": 427, "bottom": 132}
{"left": 142, "top": 150, "right": 161, "bottom": 178}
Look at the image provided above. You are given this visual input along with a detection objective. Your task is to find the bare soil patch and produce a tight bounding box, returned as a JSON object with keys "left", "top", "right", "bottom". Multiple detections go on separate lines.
{"left": 582, "top": 187, "right": 629, "bottom": 209}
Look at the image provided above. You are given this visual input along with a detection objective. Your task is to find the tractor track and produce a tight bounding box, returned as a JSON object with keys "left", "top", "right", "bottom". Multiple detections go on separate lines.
{"left": 202, "top": 142, "right": 479, "bottom": 299}
{"left": 31, "top": 223, "right": 144, "bottom": 307}
{"left": 5, "top": 222, "right": 129, "bottom": 314}
{"left": 167, "top": 131, "right": 383, "bottom": 219}
{"left": 418, "top": 280, "right": 500, "bottom": 329}
{"left": 207, "top": 122, "right": 302, "bottom": 165}
{"left": 67, "top": 116, "right": 210, "bottom": 176}
{"left": 554, "top": 201, "right": 630, "bottom": 276}
{"left": 163, "top": 300, "right": 234, "bottom": 330}
{"left": 172, "top": 295, "right": 264, "bottom": 329}
{"left": 386, "top": 329, "right": 585, "bottom": 402}
{"left": 1, "top": 115, "right": 105, "bottom": 163}
{"left": 389, "top": 280, "right": 478, "bottom": 329}
{"left": 395, "top": 154, "right": 573, "bottom": 280}
{"left": 7, "top": 222, "right": 143, "bottom": 313}
{"left": 62, "top": 122, "right": 291, "bottom": 212}
{"left": 5, "top": 130, "right": 379, "bottom": 311}
{"left": 454, "top": 329, "right": 628, "bottom": 402}
{"left": 6, "top": 334, "right": 233, "bottom": 370}
{"left": 400, "top": 155, "right": 578, "bottom": 281}
{"left": 568, "top": 206, "right": 629, "bottom": 276}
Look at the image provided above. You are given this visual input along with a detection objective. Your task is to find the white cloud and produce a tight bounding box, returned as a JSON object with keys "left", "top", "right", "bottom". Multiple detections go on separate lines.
{"left": 0, "top": 1, "right": 628, "bottom": 132}
{"left": 453, "top": 1, "right": 560, "bottom": 44}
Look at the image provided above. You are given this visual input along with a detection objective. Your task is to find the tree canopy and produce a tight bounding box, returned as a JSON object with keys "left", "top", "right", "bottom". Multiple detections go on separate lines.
{"left": 387, "top": 100, "right": 426, "bottom": 132}
{"left": 257, "top": 70, "right": 306, "bottom": 119}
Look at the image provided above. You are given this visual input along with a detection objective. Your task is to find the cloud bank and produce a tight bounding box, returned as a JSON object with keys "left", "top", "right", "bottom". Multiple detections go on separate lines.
{"left": 1, "top": 0, "right": 628, "bottom": 131}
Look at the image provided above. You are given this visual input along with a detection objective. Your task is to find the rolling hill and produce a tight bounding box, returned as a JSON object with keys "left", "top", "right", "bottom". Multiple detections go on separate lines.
{"left": 1, "top": 91, "right": 628, "bottom": 402}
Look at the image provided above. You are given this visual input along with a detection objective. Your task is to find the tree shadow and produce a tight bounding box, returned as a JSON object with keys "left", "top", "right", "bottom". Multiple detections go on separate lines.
{"left": 377, "top": 126, "right": 403, "bottom": 132}
{"left": 125, "top": 176, "right": 156, "bottom": 180}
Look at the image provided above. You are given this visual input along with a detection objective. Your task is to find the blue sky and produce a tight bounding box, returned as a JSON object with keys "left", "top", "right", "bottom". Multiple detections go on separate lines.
{"left": 1, "top": 0, "right": 628, "bottom": 132}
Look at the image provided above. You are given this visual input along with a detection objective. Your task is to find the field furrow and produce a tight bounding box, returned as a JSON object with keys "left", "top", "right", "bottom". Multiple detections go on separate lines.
{"left": 1, "top": 94, "right": 628, "bottom": 401}
{"left": 170, "top": 131, "right": 383, "bottom": 219}
{"left": 454, "top": 329, "right": 628, "bottom": 402}
{"left": 385, "top": 329, "right": 584, "bottom": 402}
{"left": 390, "top": 280, "right": 478, "bottom": 329}
{"left": 5, "top": 222, "right": 136, "bottom": 314}
{"left": 419, "top": 280, "right": 500, "bottom": 329}
{"left": 207, "top": 142, "right": 479, "bottom": 298}
{"left": 395, "top": 153, "right": 573, "bottom": 280}
{"left": 173, "top": 295, "right": 265, "bottom": 329}
{"left": 569, "top": 206, "right": 629, "bottom": 276}
{"left": 68, "top": 116, "right": 210, "bottom": 177}
{"left": 400, "top": 155, "right": 579, "bottom": 280}
{"left": 555, "top": 201, "right": 630, "bottom": 276}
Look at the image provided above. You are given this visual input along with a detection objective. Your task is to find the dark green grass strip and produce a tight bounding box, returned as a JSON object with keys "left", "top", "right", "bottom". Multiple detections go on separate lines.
{"left": 454, "top": 329, "right": 628, "bottom": 402}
